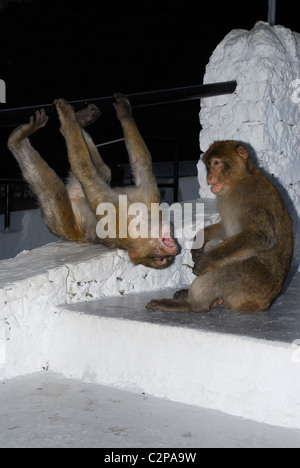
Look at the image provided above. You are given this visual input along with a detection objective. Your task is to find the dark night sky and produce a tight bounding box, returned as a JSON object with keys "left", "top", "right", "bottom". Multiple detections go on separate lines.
{"left": 0, "top": 0, "right": 299, "bottom": 179}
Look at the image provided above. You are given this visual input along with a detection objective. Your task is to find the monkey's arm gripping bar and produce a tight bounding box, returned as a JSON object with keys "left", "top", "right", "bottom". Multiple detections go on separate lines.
{"left": 0, "top": 81, "right": 237, "bottom": 127}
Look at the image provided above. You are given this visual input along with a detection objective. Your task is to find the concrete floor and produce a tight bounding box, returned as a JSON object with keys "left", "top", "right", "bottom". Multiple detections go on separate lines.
{"left": 1, "top": 372, "right": 300, "bottom": 448}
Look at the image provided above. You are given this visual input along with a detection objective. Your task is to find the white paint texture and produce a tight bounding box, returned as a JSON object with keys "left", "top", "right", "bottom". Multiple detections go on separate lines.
{"left": 1, "top": 270, "right": 300, "bottom": 429}
{"left": 45, "top": 308, "right": 300, "bottom": 430}
{"left": 0, "top": 245, "right": 191, "bottom": 379}
{"left": 0, "top": 200, "right": 208, "bottom": 378}
{"left": 198, "top": 22, "right": 300, "bottom": 267}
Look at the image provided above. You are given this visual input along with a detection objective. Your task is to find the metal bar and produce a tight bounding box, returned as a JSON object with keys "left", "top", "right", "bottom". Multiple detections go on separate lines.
{"left": 0, "top": 178, "right": 27, "bottom": 184}
{"left": 96, "top": 138, "right": 125, "bottom": 147}
{"left": 1, "top": 179, "right": 27, "bottom": 231}
{"left": 173, "top": 140, "right": 179, "bottom": 203}
{"left": 4, "top": 182, "right": 11, "bottom": 232}
{"left": 0, "top": 81, "right": 237, "bottom": 128}
{"left": 268, "top": 0, "right": 276, "bottom": 26}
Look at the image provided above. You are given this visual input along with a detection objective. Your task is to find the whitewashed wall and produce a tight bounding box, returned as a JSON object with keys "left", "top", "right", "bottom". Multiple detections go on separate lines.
{"left": 198, "top": 21, "right": 300, "bottom": 267}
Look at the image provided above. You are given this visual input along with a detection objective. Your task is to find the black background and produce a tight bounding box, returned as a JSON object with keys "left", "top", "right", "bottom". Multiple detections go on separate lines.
{"left": 0, "top": 0, "right": 298, "bottom": 180}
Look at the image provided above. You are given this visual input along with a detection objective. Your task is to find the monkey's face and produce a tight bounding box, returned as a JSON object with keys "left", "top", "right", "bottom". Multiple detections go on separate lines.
{"left": 129, "top": 232, "right": 178, "bottom": 269}
{"left": 205, "top": 157, "right": 228, "bottom": 195}
{"left": 204, "top": 141, "right": 250, "bottom": 196}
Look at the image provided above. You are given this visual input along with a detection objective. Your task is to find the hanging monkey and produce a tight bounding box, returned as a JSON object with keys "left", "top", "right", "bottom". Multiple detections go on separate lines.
{"left": 7, "top": 94, "right": 178, "bottom": 268}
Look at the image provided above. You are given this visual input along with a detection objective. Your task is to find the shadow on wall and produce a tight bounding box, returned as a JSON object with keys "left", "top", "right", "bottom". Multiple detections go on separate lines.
{"left": 246, "top": 142, "right": 300, "bottom": 278}
{"left": 242, "top": 141, "right": 300, "bottom": 268}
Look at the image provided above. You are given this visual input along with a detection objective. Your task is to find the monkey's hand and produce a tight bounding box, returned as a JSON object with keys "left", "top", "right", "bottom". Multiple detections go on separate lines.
{"left": 192, "top": 239, "right": 222, "bottom": 263}
{"left": 113, "top": 93, "right": 133, "bottom": 120}
{"left": 191, "top": 245, "right": 204, "bottom": 263}
{"left": 193, "top": 253, "right": 214, "bottom": 276}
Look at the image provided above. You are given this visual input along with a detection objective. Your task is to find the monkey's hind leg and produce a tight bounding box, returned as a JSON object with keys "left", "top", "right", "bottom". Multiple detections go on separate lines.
{"left": 147, "top": 257, "right": 275, "bottom": 313}
{"left": 8, "top": 110, "right": 83, "bottom": 241}
{"left": 219, "top": 259, "right": 275, "bottom": 312}
{"left": 55, "top": 98, "right": 118, "bottom": 212}
{"left": 81, "top": 129, "right": 112, "bottom": 185}
{"left": 74, "top": 103, "right": 112, "bottom": 185}
{"left": 113, "top": 93, "right": 160, "bottom": 200}
{"left": 76, "top": 103, "right": 101, "bottom": 128}
{"left": 146, "top": 271, "right": 223, "bottom": 313}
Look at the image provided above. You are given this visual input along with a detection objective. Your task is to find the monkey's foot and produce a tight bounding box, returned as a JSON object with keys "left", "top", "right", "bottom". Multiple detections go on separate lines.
{"left": 113, "top": 93, "right": 132, "bottom": 120}
{"left": 54, "top": 98, "right": 77, "bottom": 124}
{"left": 76, "top": 104, "right": 101, "bottom": 128}
{"left": 146, "top": 298, "right": 192, "bottom": 312}
{"left": 146, "top": 299, "right": 169, "bottom": 311}
{"left": 8, "top": 109, "right": 48, "bottom": 148}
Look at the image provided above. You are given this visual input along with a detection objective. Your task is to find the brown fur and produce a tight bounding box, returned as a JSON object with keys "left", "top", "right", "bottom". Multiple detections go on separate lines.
{"left": 146, "top": 141, "right": 293, "bottom": 312}
{"left": 7, "top": 95, "right": 178, "bottom": 269}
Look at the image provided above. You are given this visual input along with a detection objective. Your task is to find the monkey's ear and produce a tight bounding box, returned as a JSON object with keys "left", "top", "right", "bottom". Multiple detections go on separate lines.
{"left": 129, "top": 250, "right": 140, "bottom": 265}
{"left": 236, "top": 145, "right": 248, "bottom": 162}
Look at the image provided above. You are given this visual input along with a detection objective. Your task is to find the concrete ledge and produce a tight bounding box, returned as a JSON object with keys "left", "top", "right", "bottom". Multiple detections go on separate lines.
{"left": 0, "top": 199, "right": 220, "bottom": 318}
{"left": 0, "top": 199, "right": 218, "bottom": 378}
{"left": 0, "top": 240, "right": 192, "bottom": 313}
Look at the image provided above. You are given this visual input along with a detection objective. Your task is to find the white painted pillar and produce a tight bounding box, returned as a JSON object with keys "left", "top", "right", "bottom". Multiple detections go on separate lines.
{"left": 198, "top": 22, "right": 300, "bottom": 267}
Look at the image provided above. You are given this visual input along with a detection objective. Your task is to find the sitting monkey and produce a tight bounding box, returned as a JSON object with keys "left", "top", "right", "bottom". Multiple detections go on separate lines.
{"left": 147, "top": 141, "right": 293, "bottom": 312}
{"left": 7, "top": 95, "right": 178, "bottom": 268}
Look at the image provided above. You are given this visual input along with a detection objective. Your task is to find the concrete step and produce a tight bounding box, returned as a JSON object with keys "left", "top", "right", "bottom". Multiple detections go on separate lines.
{"left": 44, "top": 273, "right": 300, "bottom": 430}
{"left": 1, "top": 371, "right": 299, "bottom": 448}
{"left": 1, "top": 198, "right": 300, "bottom": 435}
{"left": 1, "top": 240, "right": 300, "bottom": 431}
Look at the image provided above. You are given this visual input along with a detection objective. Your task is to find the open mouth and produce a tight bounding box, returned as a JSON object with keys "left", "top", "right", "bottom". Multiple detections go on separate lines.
{"left": 162, "top": 234, "right": 177, "bottom": 252}
{"left": 211, "top": 183, "right": 223, "bottom": 194}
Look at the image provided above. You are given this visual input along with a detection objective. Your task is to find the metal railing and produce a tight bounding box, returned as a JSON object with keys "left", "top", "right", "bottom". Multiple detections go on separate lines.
{"left": 0, "top": 136, "right": 179, "bottom": 232}
{"left": 97, "top": 135, "right": 179, "bottom": 201}
{"left": 0, "top": 82, "right": 237, "bottom": 127}
{"left": 0, "top": 81, "right": 237, "bottom": 231}
{"left": 268, "top": 0, "right": 277, "bottom": 26}
{"left": 0, "top": 178, "right": 29, "bottom": 231}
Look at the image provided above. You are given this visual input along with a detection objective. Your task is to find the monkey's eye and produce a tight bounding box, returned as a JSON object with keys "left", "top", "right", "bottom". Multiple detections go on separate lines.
{"left": 214, "top": 160, "right": 220, "bottom": 166}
